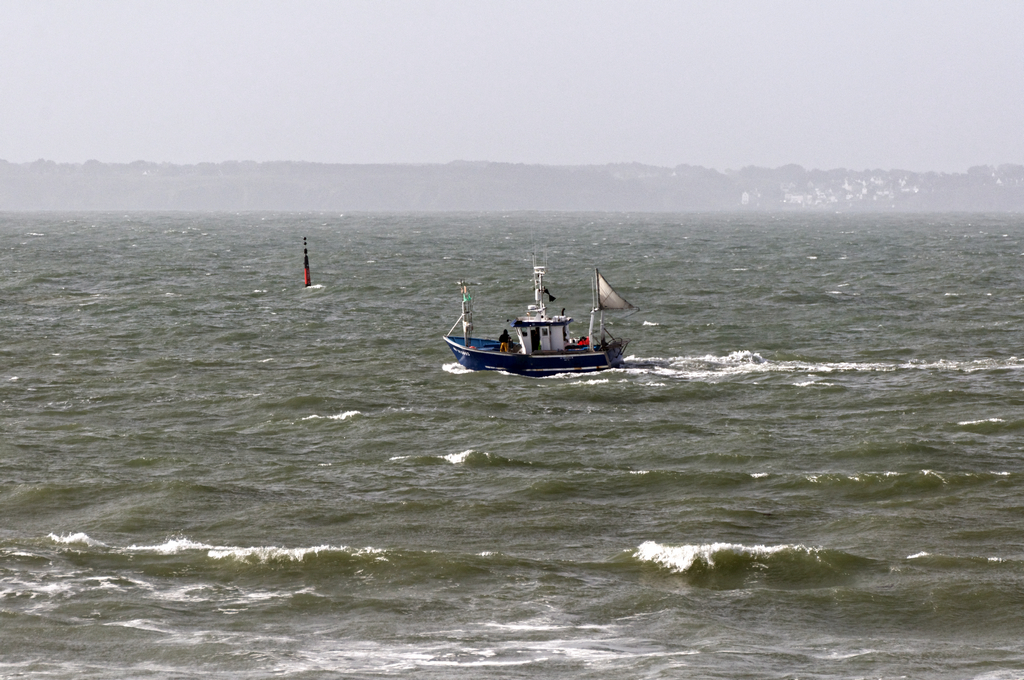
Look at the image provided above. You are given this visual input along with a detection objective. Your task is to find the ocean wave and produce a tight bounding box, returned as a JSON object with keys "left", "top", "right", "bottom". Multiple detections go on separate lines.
{"left": 125, "top": 537, "right": 216, "bottom": 554}
{"left": 47, "top": 533, "right": 392, "bottom": 566}
{"left": 123, "top": 538, "right": 388, "bottom": 564}
{"left": 954, "top": 417, "right": 1024, "bottom": 433}
{"left": 905, "top": 551, "right": 1024, "bottom": 570}
{"left": 440, "top": 449, "right": 526, "bottom": 467}
{"left": 796, "top": 469, "right": 1011, "bottom": 495}
{"left": 207, "top": 545, "right": 386, "bottom": 563}
{"left": 634, "top": 540, "right": 874, "bottom": 589}
{"left": 958, "top": 418, "right": 1005, "bottom": 426}
{"left": 444, "top": 449, "right": 474, "bottom": 464}
{"left": 302, "top": 410, "right": 361, "bottom": 421}
{"left": 635, "top": 540, "right": 801, "bottom": 573}
{"left": 47, "top": 532, "right": 109, "bottom": 548}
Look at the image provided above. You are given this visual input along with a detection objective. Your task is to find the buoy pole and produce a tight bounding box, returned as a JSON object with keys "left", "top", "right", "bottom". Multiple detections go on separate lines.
{"left": 303, "top": 237, "right": 311, "bottom": 287}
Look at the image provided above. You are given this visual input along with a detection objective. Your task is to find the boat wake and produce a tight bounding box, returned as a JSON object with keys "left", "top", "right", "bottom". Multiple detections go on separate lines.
{"left": 621, "top": 352, "right": 1024, "bottom": 382}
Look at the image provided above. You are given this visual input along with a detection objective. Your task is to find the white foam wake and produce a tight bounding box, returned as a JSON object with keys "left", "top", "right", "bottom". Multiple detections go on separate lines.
{"left": 626, "top": 352, "right": 1024, "bottom": 382}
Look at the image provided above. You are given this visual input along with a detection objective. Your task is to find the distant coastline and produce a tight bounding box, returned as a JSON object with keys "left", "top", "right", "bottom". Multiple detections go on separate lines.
{"left": 2, "top": 159, "right": 1023, "bottom": 212}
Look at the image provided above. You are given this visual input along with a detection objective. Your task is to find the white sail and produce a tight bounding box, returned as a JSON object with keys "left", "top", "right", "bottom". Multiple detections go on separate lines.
{"left": 595, "top": 269, "right": 636, "bottom": 311}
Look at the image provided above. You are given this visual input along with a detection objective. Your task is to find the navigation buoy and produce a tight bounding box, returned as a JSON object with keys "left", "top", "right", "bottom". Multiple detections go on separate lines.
{"left": 303, "top": 237, "right": 311, "bottom": 287}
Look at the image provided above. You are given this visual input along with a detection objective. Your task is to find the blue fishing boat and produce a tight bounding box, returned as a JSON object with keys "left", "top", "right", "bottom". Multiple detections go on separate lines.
{"left": 443, "top": 262, "right": 636, "bottom": 377}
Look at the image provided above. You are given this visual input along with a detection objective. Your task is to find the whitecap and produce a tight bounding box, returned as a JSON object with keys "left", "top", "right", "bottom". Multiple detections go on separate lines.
{"left": 484, "top": 621, "right": 571, "bottom": 632}
{"left": 303, "top": 411, "right": 360, "bottom": 422}
{"left": 635, "top": 540, "right": 807, "bottom": 572}
{"left": 958, "top": 418, "right": 1005, "bottom": 426}
{"left": 444, "top": 449, "right": 474, "bottom": 464}
{"left": 722, "top": 350, "right": 766, "bottom": 363}
{"left": 208, "top": 545, "right": 385, "bottom": 563}
{"left": 125, "top": 537, "right": 214, "bottom": 554}
{"left": 104, "top": 619, "right": 173, "bottom": 634}
{"left": 642, "top": 321, "right": 660, "bottom": 326}
{"left": 47, "top": 532, "right": 108, "bottom": 547}
{"left": 907, "top": 552, "right": 929, "bottom": 559}
{"left": 208, "top": 545, "right": 332, "bottom": 561}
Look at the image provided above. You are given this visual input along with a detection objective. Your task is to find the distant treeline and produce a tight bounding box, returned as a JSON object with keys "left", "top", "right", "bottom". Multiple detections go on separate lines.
{"left": 2, "top": 159, "right": 1024, "bottom": 212}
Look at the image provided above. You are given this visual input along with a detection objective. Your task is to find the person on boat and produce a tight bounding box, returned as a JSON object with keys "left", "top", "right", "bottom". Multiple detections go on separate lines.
{"left": 578, "top": 336, "right": 589, "bottom": 348}
{"left": 498, "top": 329, "right": 511, "bottom": 352}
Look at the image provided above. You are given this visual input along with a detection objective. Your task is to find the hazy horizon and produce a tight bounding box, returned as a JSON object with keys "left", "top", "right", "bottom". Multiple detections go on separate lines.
{"left": 6, "top": 157, "right": 1024, "bottom": 176}
{"left": 3, "top": 1, "right": 1022, "bottom": 173}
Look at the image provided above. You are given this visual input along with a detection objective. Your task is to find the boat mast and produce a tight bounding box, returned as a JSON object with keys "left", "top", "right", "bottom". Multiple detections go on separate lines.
{"left": 588, "top": 268, "right": 597, "bottom": 348}
{"left": 459, "top": 280, "right": 473, "bottom": 345}
{"left": 531, "top": 258, "right": 547, "bottom": 318}
{"left": 303, "top": 237, "right": 311, "bottom": 287}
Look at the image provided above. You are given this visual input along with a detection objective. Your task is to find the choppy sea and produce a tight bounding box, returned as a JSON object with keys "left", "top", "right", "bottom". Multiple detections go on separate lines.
{"left": 2, "top": 211, "right": 1024, "bottom": 679}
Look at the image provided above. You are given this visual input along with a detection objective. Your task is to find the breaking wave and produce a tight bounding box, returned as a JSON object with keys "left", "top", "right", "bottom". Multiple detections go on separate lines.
{"left": 633, "top": 540, "right": 876, "bottom": 589}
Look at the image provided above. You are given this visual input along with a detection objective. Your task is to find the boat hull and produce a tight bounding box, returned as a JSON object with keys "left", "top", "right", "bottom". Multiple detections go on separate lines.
{"left": 444, "top": 336, "right": 625, "bottom": 377}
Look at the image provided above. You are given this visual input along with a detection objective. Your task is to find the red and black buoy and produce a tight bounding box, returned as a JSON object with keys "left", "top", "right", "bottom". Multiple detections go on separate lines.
{"left": 303, "top": 237, "right": 311, "bottom": 287}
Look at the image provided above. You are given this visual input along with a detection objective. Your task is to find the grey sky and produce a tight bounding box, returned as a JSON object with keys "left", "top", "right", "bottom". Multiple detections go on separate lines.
{"left": 2, "top": 0, "right": 1022, "bottom": 171}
